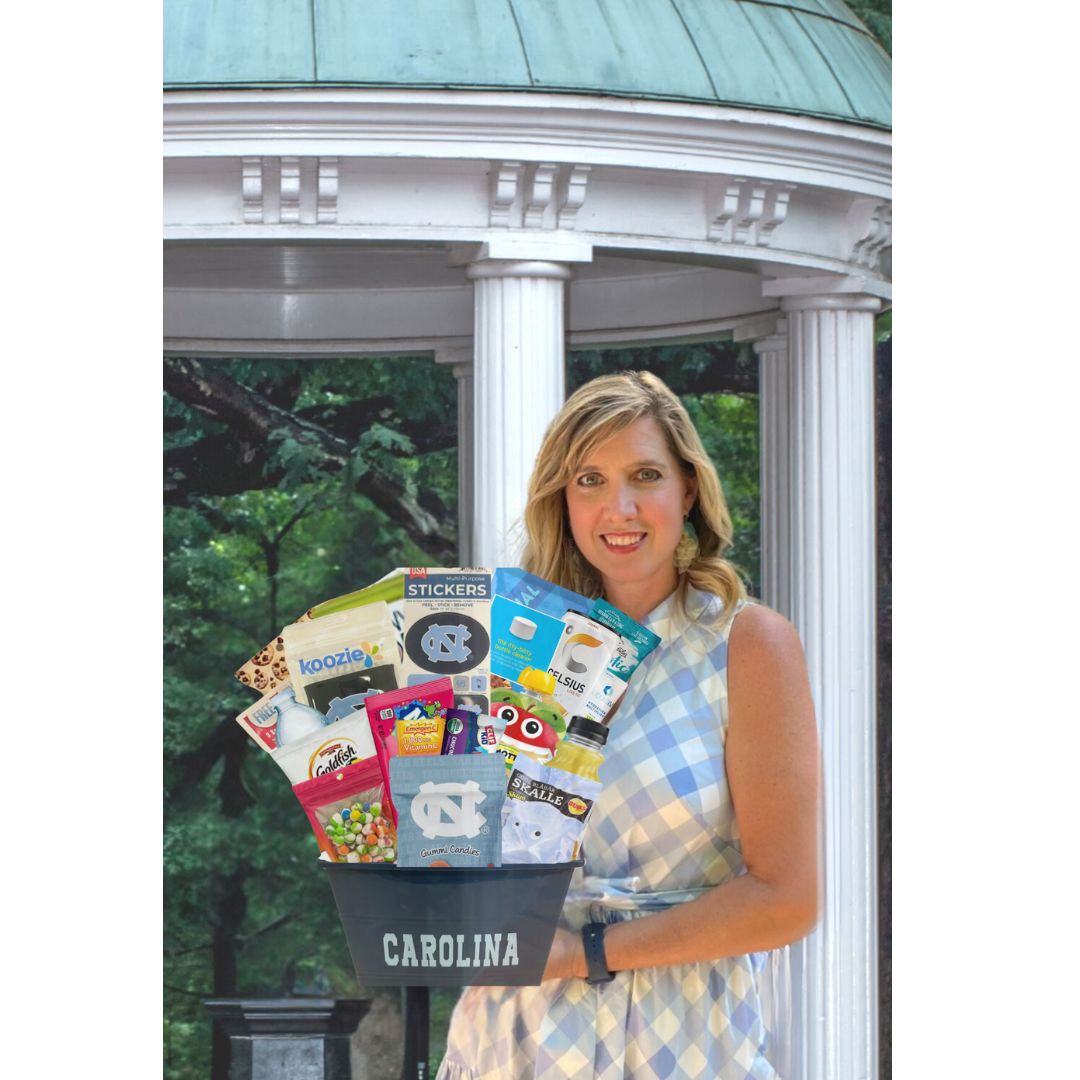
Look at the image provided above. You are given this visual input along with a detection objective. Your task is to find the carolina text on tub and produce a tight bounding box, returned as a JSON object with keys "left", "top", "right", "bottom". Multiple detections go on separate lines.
{"left": 382, "top": 932, "right": 519, "bottom": 968}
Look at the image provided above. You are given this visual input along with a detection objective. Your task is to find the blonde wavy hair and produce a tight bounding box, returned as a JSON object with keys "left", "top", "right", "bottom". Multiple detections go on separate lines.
{"left": 521, "top": 371, "right": 748, "bottom": 623}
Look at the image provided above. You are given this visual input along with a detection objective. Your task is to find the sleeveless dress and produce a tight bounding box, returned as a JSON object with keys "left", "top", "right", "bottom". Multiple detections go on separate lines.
{"left": 437, "top": 586, "right": 787, "bottom": 1080}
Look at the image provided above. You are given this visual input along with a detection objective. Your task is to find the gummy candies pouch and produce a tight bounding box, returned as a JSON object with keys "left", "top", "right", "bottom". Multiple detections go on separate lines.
{"left": 389, "top": 754, "right": 505, "bottom": 868}
{"left": 293, "top": 757, "right": 396, "bottom": 864}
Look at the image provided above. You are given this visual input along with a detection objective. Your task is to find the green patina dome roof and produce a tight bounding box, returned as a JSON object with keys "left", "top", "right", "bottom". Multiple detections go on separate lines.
{"left": 164, "top": 0, "right": 890, "bottom": 130}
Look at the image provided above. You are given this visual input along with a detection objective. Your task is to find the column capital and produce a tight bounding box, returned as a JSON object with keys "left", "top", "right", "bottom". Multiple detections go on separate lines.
{"left": 433, "top": 344, "right": 473, "bottom": 375}
{"left": 779, "top": 293, "right": 882, "bottom": 314}
{"left": 464, "top": 259, "right": 574, "bottom": 283}
{"left": 752, "top": 334, "right": 788, "bottom": 357}
{"left": 449, "top": 233, "right": 592, "bottom": 268}
{"left": 733, "top": 315, "right": 786, "bottom": 345}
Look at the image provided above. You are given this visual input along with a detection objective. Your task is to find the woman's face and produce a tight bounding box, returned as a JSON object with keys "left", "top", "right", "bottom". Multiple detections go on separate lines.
{"left": 564, "top": 417, "right": 698, "bottom": 600}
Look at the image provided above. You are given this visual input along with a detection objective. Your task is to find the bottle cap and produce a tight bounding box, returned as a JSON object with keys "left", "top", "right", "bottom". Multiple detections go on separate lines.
{"left": 566, "top": 715, "right": 609, "bottom": 747}
{"left": 519, "top": 667, "right": 556, "bottom": 696}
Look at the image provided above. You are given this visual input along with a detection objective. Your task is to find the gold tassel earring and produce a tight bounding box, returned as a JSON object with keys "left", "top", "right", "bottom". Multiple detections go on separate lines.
{"left": 674, "top": 515, "right": 699, "bottom": 574}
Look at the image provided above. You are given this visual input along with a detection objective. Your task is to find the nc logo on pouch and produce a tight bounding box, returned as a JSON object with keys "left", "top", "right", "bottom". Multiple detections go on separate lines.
{"left": 411, "top": 780, "right": 487, "bottom": 839}
{"left": 406, "top": 613, "right": 490, "bottom": 675}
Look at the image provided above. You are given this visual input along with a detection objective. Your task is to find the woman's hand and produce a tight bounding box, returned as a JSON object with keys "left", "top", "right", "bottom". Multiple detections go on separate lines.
{"left": 541, "top": 927, "right": 587, "bottom": 982}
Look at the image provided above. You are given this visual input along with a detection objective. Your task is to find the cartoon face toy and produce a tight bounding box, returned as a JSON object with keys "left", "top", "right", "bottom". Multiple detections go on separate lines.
{"left": 491, "top": 702, "right": 559, "bottom": 760}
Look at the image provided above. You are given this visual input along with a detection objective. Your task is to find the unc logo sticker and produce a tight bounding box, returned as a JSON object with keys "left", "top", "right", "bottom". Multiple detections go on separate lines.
{"left": 421, "top": 623, "right": 472, "bottom": 664}
{"left": 410, "top": 780, "right": 487, "bottom": 839}
{"left": 405, "top": 613, "right": 490, "bottom": 675}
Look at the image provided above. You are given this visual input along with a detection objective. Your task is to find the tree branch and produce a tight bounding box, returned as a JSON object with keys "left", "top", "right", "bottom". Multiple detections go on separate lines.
{"left": 164, "top": 358, "right": 456, "bottom": 561}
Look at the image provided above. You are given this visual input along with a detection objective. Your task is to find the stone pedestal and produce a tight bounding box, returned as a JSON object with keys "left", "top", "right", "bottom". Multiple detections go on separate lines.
{"left": 204, "top": 997, "right": 370, "bottom": 1080}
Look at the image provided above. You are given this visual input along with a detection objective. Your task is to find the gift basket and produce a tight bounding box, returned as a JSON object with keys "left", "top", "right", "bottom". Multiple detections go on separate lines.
{"left": 232, "top": 567, "right": 661, "bottom": 987}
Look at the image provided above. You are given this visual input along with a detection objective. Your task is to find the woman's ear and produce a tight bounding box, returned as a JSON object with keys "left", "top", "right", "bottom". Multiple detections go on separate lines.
{"left": 683, "top": 472, "right": 699, "bottom": 516}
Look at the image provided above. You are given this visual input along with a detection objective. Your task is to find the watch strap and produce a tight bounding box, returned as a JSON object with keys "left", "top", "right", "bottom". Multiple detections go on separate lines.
{"left": 582, "top": 921, "right": 614, "bottom": 985}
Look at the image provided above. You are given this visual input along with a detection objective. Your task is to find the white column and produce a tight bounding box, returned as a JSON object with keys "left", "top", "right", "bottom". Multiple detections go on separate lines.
{"left": 758, "top": 293, "right": 882, "bottom": 1080}
{"left": 435, "top": 346, "right": 474, "bottom": 566}
{"left": 753, "top": 324, "right": 788, "bottom": 610}
{"left": 465, "top": 260, "right": 572, "bottom": 567}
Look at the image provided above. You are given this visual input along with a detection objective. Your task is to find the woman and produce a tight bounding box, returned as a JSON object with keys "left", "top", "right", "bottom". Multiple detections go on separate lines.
{"left": 439, "top": 371, "right": 819, "bottom": 1080}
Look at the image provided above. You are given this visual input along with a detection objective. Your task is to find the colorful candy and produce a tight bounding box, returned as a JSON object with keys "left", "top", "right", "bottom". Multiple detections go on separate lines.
{"left": 321, "top": 798, "right": 396, "bottom": 863}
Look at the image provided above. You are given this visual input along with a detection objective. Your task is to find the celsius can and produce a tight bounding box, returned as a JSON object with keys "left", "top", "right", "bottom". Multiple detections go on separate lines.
{"left": 546, "top": 611, "right": 621, "bottom": 713}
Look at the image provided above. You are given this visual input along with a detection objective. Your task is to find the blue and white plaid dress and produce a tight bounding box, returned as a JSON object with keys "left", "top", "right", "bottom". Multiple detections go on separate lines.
{"left": 438, "top": 586, "right": 787, "bottom": 1080}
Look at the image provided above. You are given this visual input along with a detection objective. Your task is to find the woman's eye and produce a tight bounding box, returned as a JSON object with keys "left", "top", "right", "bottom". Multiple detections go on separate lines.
{"left": 637, "top": 468, "right": 661, "bottom": 482}
{"left": 576, "top": 473, "right": 603, "bottom": 487}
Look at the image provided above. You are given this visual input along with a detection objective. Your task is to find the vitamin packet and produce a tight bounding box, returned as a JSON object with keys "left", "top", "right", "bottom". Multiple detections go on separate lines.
{"left": 282, "top": 602, "right": 400, "bottom": 714}
{"left": 364, "top": 678, "right": 454, "bottom": 821}
{"left": 501, "top": 755, "right": 602, "bottom": 864}
{"left": 293, "top": 757, "right": 396, "bottom": 864}
{"left": 270, "top": 712, "right": 377, "bottom": 784}
{"left": 389, "top": 754, "right": 505, "bottom": 868}
{"left": 397, "top": 713, "right": 446, "bottom": 757}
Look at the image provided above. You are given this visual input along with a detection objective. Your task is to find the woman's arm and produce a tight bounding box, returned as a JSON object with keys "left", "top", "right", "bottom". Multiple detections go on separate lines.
{"left": 543, "top": 604, "right": 820, "bottom": 980}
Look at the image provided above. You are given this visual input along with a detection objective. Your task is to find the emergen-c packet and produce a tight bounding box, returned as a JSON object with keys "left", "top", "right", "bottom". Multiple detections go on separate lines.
{"left": 282, "top": 602, "right": 400, "bottom": 714}
{"left": 270, "top": 713, "right": 377, "bottom": 784}
{"left": 364, "top": 678, "right": 454, "bottom": 822}
{"left": 293, "top": 757, "right": 396, "bottom": 864}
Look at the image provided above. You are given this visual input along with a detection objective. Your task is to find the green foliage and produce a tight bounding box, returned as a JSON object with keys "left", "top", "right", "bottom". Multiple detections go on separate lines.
{"left": 847, "top": 0, "right": 892, "bottom": 55}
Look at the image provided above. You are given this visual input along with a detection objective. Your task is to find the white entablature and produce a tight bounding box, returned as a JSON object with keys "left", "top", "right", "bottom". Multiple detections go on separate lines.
{"left": 165, "top": 90, "right": 889, "bottom": 355}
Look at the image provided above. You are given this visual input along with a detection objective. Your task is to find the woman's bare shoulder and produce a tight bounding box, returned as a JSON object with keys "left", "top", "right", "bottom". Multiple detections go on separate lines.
{"left": 727, "top": 602, "right": 809, "bottom": 699}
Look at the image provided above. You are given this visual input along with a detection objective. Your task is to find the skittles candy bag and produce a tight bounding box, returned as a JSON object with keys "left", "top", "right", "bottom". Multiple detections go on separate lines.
{"left": 293, "top": 756, "right": 396, "bottom": 864}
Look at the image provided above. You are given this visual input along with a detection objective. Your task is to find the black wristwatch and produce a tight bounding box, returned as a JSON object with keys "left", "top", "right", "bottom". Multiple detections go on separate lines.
{"left": 582, "top": 922, "right": 614, "bottom": 985}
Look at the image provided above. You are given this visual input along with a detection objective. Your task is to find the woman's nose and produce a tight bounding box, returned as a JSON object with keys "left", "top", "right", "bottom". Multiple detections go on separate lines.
{"left": 605, "top": 483, "right": 637, "bottom": 519}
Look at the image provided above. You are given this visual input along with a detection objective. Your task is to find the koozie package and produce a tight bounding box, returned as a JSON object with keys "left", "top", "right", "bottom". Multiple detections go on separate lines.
{"left": 401, "top": 568, "right": 493, "bottom": 713}
{"left": 581, "top": 599, "right": 662, "bottom": 722}
{"left": 271, "top": 712, "right": 378, "bottom": 784}
{"left": 235, "top": 570, "right": 406, "bottom": 696}
{"left": 389, "top": 754, "right": 506, "bottom": 868}
{"left": 293, "top": 757, "right": 396, "bottom": 864}
{"left": 282, "top": 602, "right": 401, "bottom": 715}
{"left": 501, "top": 755, "right": 602, "bottom": 864}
